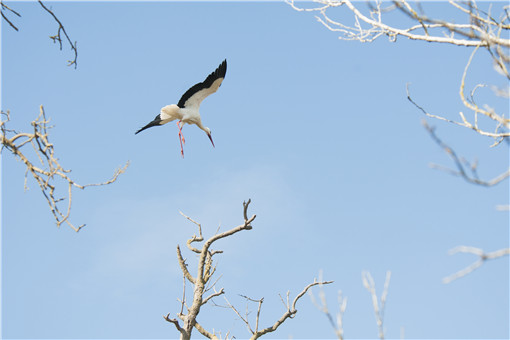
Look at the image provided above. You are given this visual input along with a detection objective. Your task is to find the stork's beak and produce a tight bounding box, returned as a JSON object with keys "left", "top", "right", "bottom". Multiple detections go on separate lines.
{"left": 208, "top": 133, "right": 215, "bottom": 148}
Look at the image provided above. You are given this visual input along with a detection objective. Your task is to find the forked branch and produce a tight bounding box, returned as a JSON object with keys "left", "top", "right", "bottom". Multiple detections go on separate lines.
{"left": 223, "top": 279, "right": 333, "bottom": 339}
{"left": 37, "top": 0, "right": 78, "bottom": 68}
{"left": 362, "top": 271, "right": 391, "bottom": 340}
{"left": 421, "top": 120, "right": 509, "bottom": 187}
{"left": 2, "top": 1, "right": 78, "bottom": 68}
{"left": 250, "top": 279, "right": 334, "bottom": 339}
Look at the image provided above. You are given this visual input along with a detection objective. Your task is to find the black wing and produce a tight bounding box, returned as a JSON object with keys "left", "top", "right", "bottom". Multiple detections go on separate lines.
{"left": 177, "top": 59, "right": 227, "bottom": 109}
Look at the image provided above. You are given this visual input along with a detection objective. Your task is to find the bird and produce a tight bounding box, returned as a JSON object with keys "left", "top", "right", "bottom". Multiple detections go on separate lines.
{"left": 135, "top": 59, "right": 227, "bottom": 157}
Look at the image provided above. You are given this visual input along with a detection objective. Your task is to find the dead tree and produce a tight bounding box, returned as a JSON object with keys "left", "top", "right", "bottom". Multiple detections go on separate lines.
{"left": 164, "top": 199, "right": 333, "bottom": 339}
{"left": 1, "top": 106, "right": 129, "bottom": 231}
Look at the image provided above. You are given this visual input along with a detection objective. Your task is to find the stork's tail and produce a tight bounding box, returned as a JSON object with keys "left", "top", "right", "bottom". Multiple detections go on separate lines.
{"left": 135, "top": 114, "right": 162, "bottom": 134}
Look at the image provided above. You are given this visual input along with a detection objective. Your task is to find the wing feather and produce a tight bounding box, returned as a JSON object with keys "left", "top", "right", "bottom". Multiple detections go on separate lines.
{"left": 177, "top": 59, "right": 227, "bottom": 110}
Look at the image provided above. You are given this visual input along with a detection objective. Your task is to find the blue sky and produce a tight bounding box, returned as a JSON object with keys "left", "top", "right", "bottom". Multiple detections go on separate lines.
{"left": 2, "top": 1, "right": 509, "bottom": 339}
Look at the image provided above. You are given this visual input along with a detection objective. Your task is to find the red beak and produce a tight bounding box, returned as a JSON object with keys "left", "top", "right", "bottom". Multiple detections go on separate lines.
{"left": 208, "top": 133, "right": 215, "bottom": 148}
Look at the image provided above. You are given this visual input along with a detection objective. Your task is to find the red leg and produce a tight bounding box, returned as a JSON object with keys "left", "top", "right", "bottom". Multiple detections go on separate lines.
{"left": 176, "top": 121, "right": 186, "bottom": 144}
{"left": 177, "top": 121, "right": 185, "bottom": 157}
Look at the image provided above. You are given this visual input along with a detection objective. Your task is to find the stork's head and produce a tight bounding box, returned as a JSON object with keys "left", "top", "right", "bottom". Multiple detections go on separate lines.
{"left": 203, "top": 127, "right": 215, "bottom": 148}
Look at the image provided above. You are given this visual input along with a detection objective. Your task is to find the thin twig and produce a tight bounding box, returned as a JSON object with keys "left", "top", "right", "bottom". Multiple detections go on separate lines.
{"left": 1, "top": 1, "right": 21, "bottom": 31}
{"left": 362, "top": 271, "right": 391, "bottom": 340}
{"left": 443, "top": 246, "right": 510, "bottom": 283}
{"left": 309, "top": 271, "right": 346, "bottom": 339}
{"left": 422, "top": 120, "right": 510, "bottom": 187}
{"left": 37, "top": 0, "right": 78, "bottom": 68}
{"left": 252, "top": 280, "right": 334, "bottom": 339}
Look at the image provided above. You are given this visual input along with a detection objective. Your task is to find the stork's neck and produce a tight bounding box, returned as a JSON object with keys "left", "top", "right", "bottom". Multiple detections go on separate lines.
{"left": 195, "top": 120, "right": 207, "bottom": 132}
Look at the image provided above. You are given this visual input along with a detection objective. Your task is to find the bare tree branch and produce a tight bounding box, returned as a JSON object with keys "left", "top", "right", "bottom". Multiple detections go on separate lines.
{"left": 2, "top": 1, "right": 79, "bottom": 68}
{"left": 421, "top": 119, "right": 510, "bottom": 187}
{"left": 37, "top": 0, "right": 78, "bottom": 68}
{"left": 251, "top": 279, "right": 334, "bottom": 339}
{"left": 362, "top": 271, "right": 391, "bottom": 340}
{"left": 164, "top": 313, "right": 185, "bottom": 333}
{"left": 193, "top": 319, "right": 219, "bottom": 339}
{"left": 405, "top": 46, "right": 509, "bottom": 145}
{"left": 176, "top": 245, "right": 196, "bottom": 285}
{"left": 1, "top": 1, "right": 21, "bottom": 31}
{"left": 202, "top": 288, "right": 225, "bottom": 306}
{"left": 1, "top": 107, "right": 129, "bottom": 232}
{"left": 443, "top": 246, "right": 510, "bottom": 284}
{"left": 224, "top": 294, "right": 253, "bottom": 334}
{"left": 309, "top": 271, "right": 347, "bottom": 340}
{"left": 287, "top": 1, "right": 510, "bottom": 54}
{"left": 225, "top": 281, "right": 336, "bottom": 339}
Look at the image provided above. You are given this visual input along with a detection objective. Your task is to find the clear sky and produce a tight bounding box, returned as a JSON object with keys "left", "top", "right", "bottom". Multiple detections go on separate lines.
{"left": 2, "top": 1, "right": 509, "bottom": 339}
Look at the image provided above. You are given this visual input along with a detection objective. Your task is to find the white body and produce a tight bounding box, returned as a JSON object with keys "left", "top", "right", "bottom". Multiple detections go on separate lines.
{"left": 160, "top": 104, "right": 209, "bottom": 134}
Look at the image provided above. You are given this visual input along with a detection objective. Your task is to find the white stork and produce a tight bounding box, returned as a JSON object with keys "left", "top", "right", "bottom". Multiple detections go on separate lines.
{"left": 136, "top": 59, "right": 227, "bottom": 157}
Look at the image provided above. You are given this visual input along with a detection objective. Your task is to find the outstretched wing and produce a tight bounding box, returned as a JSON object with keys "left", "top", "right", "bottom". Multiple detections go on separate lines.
{"left": 177, "top": 59, "right": 227, "bottom": 110}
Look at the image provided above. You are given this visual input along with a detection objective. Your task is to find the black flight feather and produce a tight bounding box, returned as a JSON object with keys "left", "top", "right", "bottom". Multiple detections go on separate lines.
{"left": 177, "top": 59, "right": 227, "bottom": 108}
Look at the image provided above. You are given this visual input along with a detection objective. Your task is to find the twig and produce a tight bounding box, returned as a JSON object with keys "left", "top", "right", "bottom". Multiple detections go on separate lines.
{"left": 422, "top": 120, "right": 510, "bottom": 187}
{"left": 1, "top": 1, "right": 21, "bottom": 31}
{"left": 181, "top": 211, "right": 204, "bottom": 254}
{"left": 252, "top": 279, "right": 334, "bottom": 339}
{"left": 309, "top": 271, "right": 346, "bottom": 339}
{"left": 362, "top": 271, "right": 391, "bottom": 340}
{"left": 203, "top": 288, "right": 225, "bottom": 306}
{"left": 164, "top": 313, "right": 184, "bottom": 333}
{"left": 443, "top": 246, "right": 510, "bottom": 283}
{"left": 37, "top": 0, "right": 78, "bottom": 68}
{"left": 224, "top": 294, "right": 253, "bottom": 334}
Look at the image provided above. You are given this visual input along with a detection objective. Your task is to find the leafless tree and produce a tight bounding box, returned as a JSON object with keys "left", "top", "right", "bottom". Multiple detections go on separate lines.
{"left": 164, "top": 199, "right": 333, "bottom": 339}
{"left": 288, "top": 0, "right": 509, "bottom": 282}
{"left": 1, "top": 107, "right": 129, "bottom": 232}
